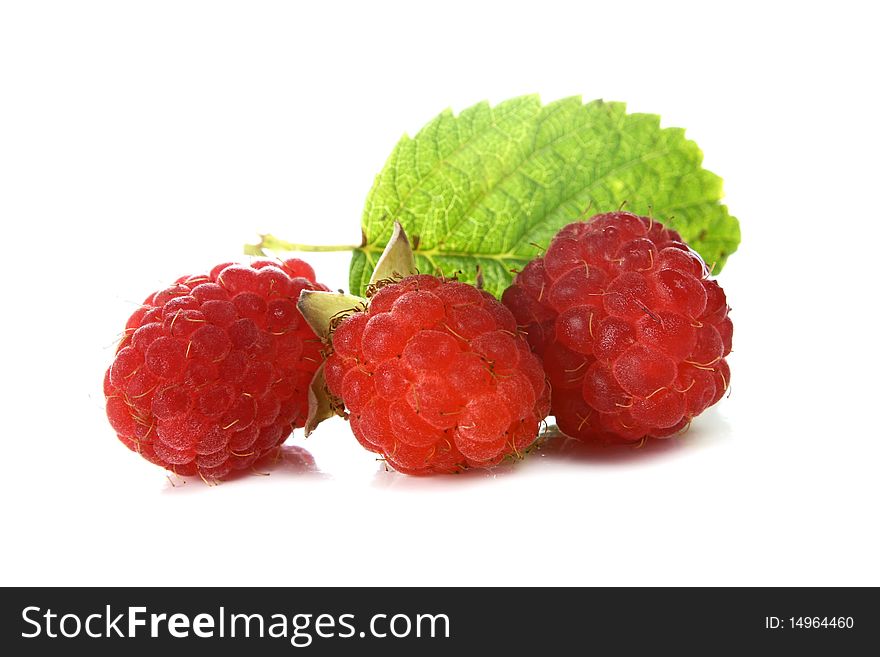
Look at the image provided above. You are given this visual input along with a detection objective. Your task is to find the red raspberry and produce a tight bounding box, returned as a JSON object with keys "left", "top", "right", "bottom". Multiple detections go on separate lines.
{"left": 502, "top": 212, "right": 732, "bottom": 444}
{"left": 324, "top": 276, "right": 550, "bottom": 474}
{"left": 104, "top": 259, "right": 328, "bottom": 479}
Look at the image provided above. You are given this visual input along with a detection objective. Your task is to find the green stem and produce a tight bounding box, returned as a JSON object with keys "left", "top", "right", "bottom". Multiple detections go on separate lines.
{"left": 264, "top": 242, "right": 359, "bottom": 252}
{"left": 245, "top": 233, "right": 361, "bottom": 256}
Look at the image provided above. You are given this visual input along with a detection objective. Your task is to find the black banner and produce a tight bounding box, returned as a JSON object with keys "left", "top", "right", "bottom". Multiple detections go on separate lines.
{"left": 1, "top": 587, "right": 876, "bottom": 654}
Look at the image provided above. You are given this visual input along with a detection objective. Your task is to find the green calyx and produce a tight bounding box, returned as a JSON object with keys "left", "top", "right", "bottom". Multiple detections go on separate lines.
{"left": 296, "top": 223, "right": 419, "bottom": 434}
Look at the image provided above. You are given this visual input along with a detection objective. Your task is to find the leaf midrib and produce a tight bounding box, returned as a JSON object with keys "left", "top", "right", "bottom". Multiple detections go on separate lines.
{"left": 355, "top": 244, "right": 527, "bottom": 262}
{"left": 360, "top": 146, "right": 674, "bottom": 261}
{"left": 368, "top": 99, "right": 543, "bottom": 240}
{"left": 369, "top": 104, "right": 679, "bottom": 260}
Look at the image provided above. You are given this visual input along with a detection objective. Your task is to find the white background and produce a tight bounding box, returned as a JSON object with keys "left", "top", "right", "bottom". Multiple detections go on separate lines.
{"left": 1, "top": 0, "right": 878, "bottom": 587}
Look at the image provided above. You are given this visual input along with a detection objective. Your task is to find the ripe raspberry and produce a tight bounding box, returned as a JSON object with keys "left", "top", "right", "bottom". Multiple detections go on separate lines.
{"left": 502, "top": 212, "right": 732, "bottom": 444}
{"left": 104, "top": 258, "right": 328, "bottom": 479}
{"left": 322, "top": 276, "right": 550, "bottom": 474}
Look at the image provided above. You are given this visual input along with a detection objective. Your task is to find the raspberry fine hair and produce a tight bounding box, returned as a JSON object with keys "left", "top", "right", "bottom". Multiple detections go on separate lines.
{"left": 104, "top": 258, "right": 328, "bottom": 479}
{"left": 502, "top": 211, "right": 732, "bottom": 445}
{"left": 298, "top": 223, "right": 551, "bottom": 474}
{"left": 324, "top": 276, "right": 550, "bottom": 473}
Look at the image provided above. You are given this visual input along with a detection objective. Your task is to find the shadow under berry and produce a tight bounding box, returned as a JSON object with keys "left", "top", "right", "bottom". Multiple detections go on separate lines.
{"left": 162, "top": 445, "right": 324, "bottom": 491}
{"left": 532, "top": 407, "right": 732, "bottom": 466}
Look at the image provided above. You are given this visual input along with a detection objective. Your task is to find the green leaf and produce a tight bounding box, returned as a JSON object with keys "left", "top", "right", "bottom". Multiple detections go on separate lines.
{"left": 351, "top": 95, "right": 740, "bottom": 298}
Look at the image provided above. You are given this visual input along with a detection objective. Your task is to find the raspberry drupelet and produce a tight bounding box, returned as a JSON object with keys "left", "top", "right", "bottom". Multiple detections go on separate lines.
{"left": 322, "top": 276, "right": 551, "bottom": 474}
{"left": 104, "top": 258, "right": 328, "bottom": 479}
{"left": 502, "top": 212, "right": 732, "bottom": 445}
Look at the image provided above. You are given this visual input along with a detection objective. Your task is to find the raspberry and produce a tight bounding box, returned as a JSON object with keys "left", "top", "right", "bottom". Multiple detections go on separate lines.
{"left": 502, "top": 212, "right": 732, "bottom": 444}
{"left": 323, "top": 277, "right": 550, "bottom": 474}
{"left": 104, "top": 258, "right": 328, "bottom": 479}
